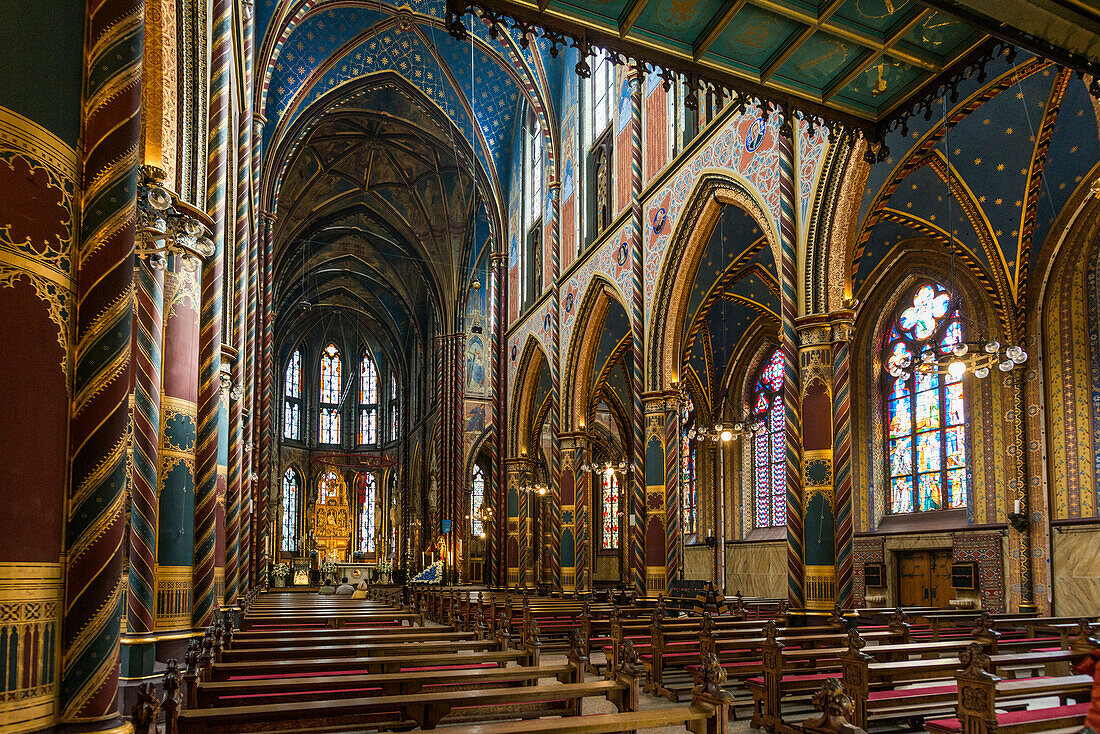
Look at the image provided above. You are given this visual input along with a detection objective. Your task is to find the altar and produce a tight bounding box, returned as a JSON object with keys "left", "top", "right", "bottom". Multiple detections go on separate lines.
{"left": 314, "top": 470, "right": 352, "bottom": 562}
{"left": 336, "top": 563, "right": 378, "bottom": 584}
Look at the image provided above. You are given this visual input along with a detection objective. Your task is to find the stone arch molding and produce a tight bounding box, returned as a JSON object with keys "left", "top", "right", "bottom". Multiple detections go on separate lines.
{"left": 562, "top": 275, "right": 630, "bottom": 433}
{"left": 509, "top": 335, "right": 549, "bottom": 458}
{"left": 648, "top": 172, "right": 776, "bottom": 393}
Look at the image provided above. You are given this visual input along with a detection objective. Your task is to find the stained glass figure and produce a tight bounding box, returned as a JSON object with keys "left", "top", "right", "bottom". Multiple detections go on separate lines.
{"left": 885, "top": 282, "right": 967, "bottom": 513}
{"left": 359, "top": 408, "right": 377, "bottom": 445}
{"left": 359, "top": 473, "right": 376, "bottom": 553}
{"left": 601, "top": 472, "right": 620, "bottom": 550}
{"left": 281, "top": 468, "right": 299, "bottom": 551}
{"left": 681, "top": 397, "right": 697, "bottom": 534}
{"left": 359, "top": 352, "right": 379, "bottom": 445}
{"left": 318, "top": 471, "right": 341, "bottom": 503}
{"left": 283, "top": 350, "right": 302, "bottom": 440}
{"left": 471, "top": 465, "right": 486, "bottom": 535}
{"left": 752, "top": 349, "right": 786, "bottom": 528}
{"left": 319, "top": 344, "right": 342, "bottom": 444}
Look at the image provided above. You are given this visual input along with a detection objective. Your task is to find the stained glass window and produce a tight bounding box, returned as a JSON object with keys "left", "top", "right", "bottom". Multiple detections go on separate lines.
{"left": 390, "top": 374, "right": 399, "bottom": 441}
{"left": 681, "top": 397, "right": 697, "bottom": 534}
{"left": 283, "top": 350, "right": 302, "bottom": 440}
{"left": 359, "top": 352, "right": 378, "bottom": 445}
{"left": 752, "top": 349, "right": 786, "bottom": 528}
{"left": 886, "top": 283, "right": 967, "bottom": 514}
{"left": 319, "top": 344, "right": 341, "bottom": 444}
{"left": 590, "top": 50, "right": 614, "bottom": 138}
{"left": 471, "top": 465, "right": 486, "bottom": 535}
{"left": 601, "top": 472, "right": 620, "bottom": 550}
{"left": 318, "top": 470, "right": 341, "bottom": 503}
{"left": 281, "top": 468, "right": 299, "bottom": 551}
{"left": 359, "top": 473, "right": 376, "bottom": 553}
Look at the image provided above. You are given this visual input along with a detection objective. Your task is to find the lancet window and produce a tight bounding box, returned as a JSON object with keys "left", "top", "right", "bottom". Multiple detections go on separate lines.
{"left": 752, "top": 349, "right": 786, "bottom": 528}
{"left": 319, "top": 343, "right": 342, "bottom": 444}
{"left": 884, "top": 283, "right": 968, "bottom": 513}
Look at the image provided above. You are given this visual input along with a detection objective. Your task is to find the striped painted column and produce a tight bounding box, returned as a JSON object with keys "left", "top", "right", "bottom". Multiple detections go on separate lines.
{"left": 628, "top": 65, "right": 646, "bottom": 596}
{"left": 831, "top": 311, "right": 855, "bottom": 608}
{"left": 796, "top": 316, "right": 834, "bottom": 611}
{"left": 225, "top": 109, "right": 251, "bottom": 606}
{"left": 128, "top": 254, "right": 164, "bottom": 634}
{"left": 194, "top": 0, "right": 231, "bottom": 627}
{"left": 664, "top": 402, "right": 681, "bottom": 583}
{"left": 573, "top": 436, "right": 589, "bottom": 593}
{"left": 61, "top": 0, "right": 143, "bottom": 722}
{"left": 777, "top": 115, "right": 804, "bottom": 608}
{"left": 260, "top": 211, "right": 275, "bottom": 571}
{"left": 548, "top": 178, "right": 562, "bottom": 592}
{"left": 489, "top": 250, "right": 504, "bottom": 586}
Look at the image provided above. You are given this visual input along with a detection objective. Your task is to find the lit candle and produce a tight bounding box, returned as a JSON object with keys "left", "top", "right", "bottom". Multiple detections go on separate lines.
{"left": 1013, "top": 499, "right": 1021, "bottom": 515}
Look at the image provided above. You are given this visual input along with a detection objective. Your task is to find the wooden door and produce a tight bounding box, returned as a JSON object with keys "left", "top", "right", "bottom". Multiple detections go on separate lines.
{"left": 929, "top": 550, "right": 955, "bottom": 607}
{"left": 898, "top": 552, "right": 931, "bottom": 606}
{"left": 897, "top": 550, "right": 956, "bottom": 608}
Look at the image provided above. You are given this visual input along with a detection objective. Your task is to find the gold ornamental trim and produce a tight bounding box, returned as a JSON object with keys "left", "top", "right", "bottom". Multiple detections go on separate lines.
{"left": 0, "top": 105, "right": 79, "bottom": 178}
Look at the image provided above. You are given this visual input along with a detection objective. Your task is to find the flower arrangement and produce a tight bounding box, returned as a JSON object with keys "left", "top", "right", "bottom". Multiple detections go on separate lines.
{"left": 321, "top": 559, "right": 338, "bottom": 576}
{"left": 272, "top": 563, "right": 290, "bottom": 580}
{"left": 377, "top": 559, "right": 393, "bottom": 574}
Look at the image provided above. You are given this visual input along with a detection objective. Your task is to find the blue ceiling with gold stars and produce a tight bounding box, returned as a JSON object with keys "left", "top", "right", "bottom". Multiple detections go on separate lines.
{"left": 259, "top": 0, "right": 547, "bottom": 182}
{"left": 681, "top": 205, "right": 779, "bottom": 409}
{"left": 854, "top": 52, "right": 1100, "bottom": 311}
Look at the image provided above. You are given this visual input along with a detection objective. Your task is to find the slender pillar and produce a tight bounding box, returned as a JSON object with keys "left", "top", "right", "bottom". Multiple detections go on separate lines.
{"left": 777, "top": 114, "right": 804, "bottom": 608}
{"left": 572, "top": 437, "right": 590, "bottom": 593}
{"left": 194, "top": 0, "right": 230, "bottom": 627}
{"left": 643, "top": 394, "right": 670, "bottom": 595}
{"left": 489, "top": 249, "right": 505, "bottom": 585}
{"left": 628, "top": 65, "right": 646, "bottom": 596}
{"left": 61, "top": 0, "right": 143, "bottom": 722}
{"left": 797, "top": 316, "right": 836, "bottom": 611}
{"left": 129, "top": 254, "right": 164, "bottom": 634}
{"left": 559, "top": 434, "right": 582, "bottom": 594}
{"left": 831, "top": 310, "right": 855, "bottom": 608}
{"left": 665, "top": 395, "right": 682, "bottom": 583}
{"left": 716, "top": 441, "right": 726, "bottom": 594}
{"left": 260, "top": 211, "right": 275, "bottom": 575}
{"left": 548, "top": 180, "right": 562, "bottom": 592}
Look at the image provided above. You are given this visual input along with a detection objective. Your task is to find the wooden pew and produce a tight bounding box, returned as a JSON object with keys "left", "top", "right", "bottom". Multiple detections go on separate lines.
{"left": 926, "top": 643, "right": 1093, "bottom": 734}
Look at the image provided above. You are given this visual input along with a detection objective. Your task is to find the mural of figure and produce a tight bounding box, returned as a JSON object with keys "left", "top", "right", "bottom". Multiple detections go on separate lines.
{"left": 467, "top": 335, "right": 486, "bottom": 393}
{"left": 466, "top": 404, "right": 486, "bottom": 433}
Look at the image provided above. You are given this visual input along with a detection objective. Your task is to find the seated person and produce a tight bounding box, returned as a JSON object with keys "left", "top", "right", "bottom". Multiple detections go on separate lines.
{"left": 318, "top": 578, "right": 336, "bottom": 595}
{"left": 352, "top": 579, "right": 368, "bottom": 599}
{"left": 334, "top": 576, "right": 355, "bottom": 595}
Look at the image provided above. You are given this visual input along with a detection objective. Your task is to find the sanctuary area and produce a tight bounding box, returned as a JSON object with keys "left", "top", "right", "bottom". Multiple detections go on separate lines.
{"left": 2, "top": 0, "right": 1100, "bottom": 731}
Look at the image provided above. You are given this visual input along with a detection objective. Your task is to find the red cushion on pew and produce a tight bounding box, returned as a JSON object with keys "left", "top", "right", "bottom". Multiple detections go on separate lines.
{"left": 927, "top": 702, "right": 1090, "bottom": 733}
{"left": 868, "top": 684, "right": 956, "bottom": 701}
{"left": 400, "top": 663, "right": 501, "bottom": 671}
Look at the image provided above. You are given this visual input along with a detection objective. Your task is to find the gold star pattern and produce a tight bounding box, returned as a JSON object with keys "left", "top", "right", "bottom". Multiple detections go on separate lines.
{"left": 997, "top": 163, "right": 1004, "bottom": 171}
{"left": 994, "top": 198, "right": 1002, "bottom": 205}
{"left": 1005, "top": 128, "right": 1013, "bottom": 135}
{"left": 974, "top": 158, "right": 981, "bottom": 165}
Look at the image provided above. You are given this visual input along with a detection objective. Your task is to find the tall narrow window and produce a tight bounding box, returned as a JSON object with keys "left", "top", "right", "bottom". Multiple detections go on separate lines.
{"left": 359, "top": 473, "right": 376, "bottom": 553}
{"left": 751, "top": 349, "right": 785, "bottom": 528}
{"left": 524, "top": 108, "right": 543, "bottom": 309}
{"left": 283, "top": 350, "right": 302, "bottom": 440}
{"left": 600, "top": 471, "right": 620, "bottom": 550}
{"left": 281, "top": 468, "right": 300, "bottom": 551}
{"left": 681, "top": 397, "right": 697, "bottom": 534}
{"left": 359, "top": 352, "right": 378, "bottom": 445}
{"left": 319, "top": 343, "right": 342, "bottom": 444}
{"left": 390, "top": 374, "right": 399, "bottom": 440}
{"left": 584, "top": 50, "right": 616, "bottom": 245}
{"left": 471, "top": 465, "right": 486, "bottom": 536}
{"left": 885, "top": 283, "right": 967, "bottom": 513}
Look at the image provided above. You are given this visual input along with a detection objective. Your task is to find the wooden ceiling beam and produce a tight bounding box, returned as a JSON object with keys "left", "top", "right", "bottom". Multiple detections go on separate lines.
{"left": 692, "top": 0, "right": 751, "bottom": 60}
{"left": 758, "top": 0, "right": 845, "bottom": 82}
{"left": 618, "top": 0, "right": 651, "bottom": 38}
{"left": 822, "top": 49, "right": 879, "bottom": 102}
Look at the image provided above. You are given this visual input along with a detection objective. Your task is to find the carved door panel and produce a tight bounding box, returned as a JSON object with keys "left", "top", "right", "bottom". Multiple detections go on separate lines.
{"left": 897, "top": 551, "right": 930, "bottom": 607}
{"left": 929, "top": 550, "right": 956, "bottom": 607}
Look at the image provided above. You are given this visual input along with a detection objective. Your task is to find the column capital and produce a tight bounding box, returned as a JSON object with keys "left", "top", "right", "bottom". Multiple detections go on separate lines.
{"left": 829, "top": 308, "right": 856, "bottom": 343}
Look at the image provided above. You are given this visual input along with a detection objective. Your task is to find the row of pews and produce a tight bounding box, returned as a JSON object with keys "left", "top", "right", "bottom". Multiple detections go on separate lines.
{"left": 130, "top": 583, "right": 1099, "bottom": 734}
{"left": 403, "top": 586, "right": 1100, "bottom": 734}
{"left": 132, "top": 587, "right": 735, "bottom": 734}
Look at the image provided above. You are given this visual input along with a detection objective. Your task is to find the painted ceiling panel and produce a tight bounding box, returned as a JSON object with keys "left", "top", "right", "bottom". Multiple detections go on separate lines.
{"left": 591, "top": 300, "right": 630, "bottom": 393}
{"left": 831, "top": 59, "right": 928, "bottom": 115}
{"left": 1028, "top": 76, "right": 1100, "bottom": 268}
{"left": 708, "top": 6, "right": 804, "bottom": 72}
{"left": 773, "top": 31, "right": 864, "bottom": 96}
{"left": 829, "top": 0, "right": 921, "bottom": 39}
{"left": 896, "top": 11, "right": 981, "bottom": 64}
{"left": 633, "top": 0, "right": 729, "bottom": 46}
